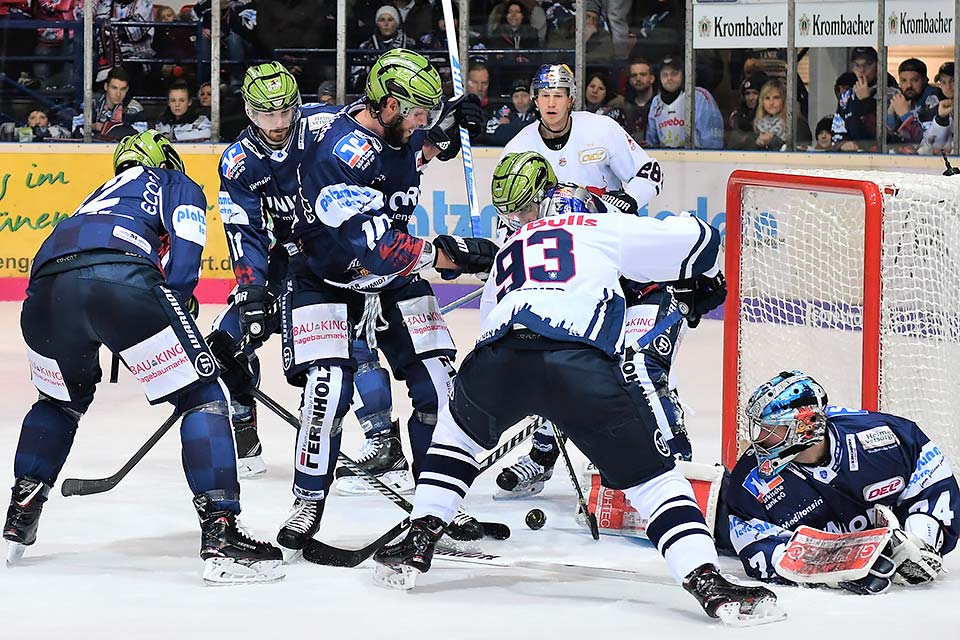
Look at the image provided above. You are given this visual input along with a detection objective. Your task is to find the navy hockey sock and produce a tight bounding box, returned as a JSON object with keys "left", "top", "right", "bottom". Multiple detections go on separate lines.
{"left": 14, "top": 399, "right": 80, "bottom": 486}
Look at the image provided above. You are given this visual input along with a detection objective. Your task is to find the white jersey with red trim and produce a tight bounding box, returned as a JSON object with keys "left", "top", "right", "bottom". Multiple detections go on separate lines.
{"left": 501, "top": 111, "right": 662, "bottom": 206}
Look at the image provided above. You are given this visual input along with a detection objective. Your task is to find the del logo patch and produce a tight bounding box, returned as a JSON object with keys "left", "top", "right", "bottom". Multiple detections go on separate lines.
{"left": 743, "top": 468, "right": 783, "bottom": 502}
{"left": 334, "top": 132, "right": 373, "bottom": 168}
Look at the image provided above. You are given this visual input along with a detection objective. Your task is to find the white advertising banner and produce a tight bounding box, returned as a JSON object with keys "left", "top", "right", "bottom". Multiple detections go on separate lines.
{"left": 693, "top": 2, "right": 788, "bottom": 49}
{"left": 795, "top": 2, "right": 878, "bottom": 47}
{"left": 885, "top": 0, "right": 955, "bottom": 46}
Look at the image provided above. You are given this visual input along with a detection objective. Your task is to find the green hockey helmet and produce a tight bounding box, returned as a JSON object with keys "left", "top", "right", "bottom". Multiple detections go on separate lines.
{"left": 112, "top": 129, "right": 185, "bottom": 175}
{"left": 491, "top": 151, "right": 557, "bottom": 231}
{"left": 365, "top": 49, "right": 444, "bottom": 129}
{"left": 242, "top": 62, "right": 302, "bottom": 138}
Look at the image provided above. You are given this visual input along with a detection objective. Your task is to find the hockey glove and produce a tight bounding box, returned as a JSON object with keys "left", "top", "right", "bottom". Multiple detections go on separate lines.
{"left": 599, "top": 190, "right": 640, "bottom": 215}
{"left": 455, "top": 94, "right": 485, "bottom": 138}
{"left": 672, "top": 273, "right": 727, "bottom": 328}
{"left": 837, "top": 543, "right": 897, "bottom": 595}
{"left": 432, "top": 234, "right": 499, "bottom": 281}
{"left": 890, "top": 514, "right": 945, "bottom": 585}
{"left": 206, "top": 330, "right": 255, "bottom": 391}
{"left": 234, "top": 284, "right": 272, "bottom": 340}
{"left": 185, "top": 295, "right": 200, "bottom": 320}
{"left": 426, "top": 123, "right": 461, "bottom": 161}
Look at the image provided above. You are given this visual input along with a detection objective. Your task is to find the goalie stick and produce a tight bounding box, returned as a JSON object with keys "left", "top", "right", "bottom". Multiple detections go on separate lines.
{"left": 775, "top": 525, "right": 893, "bottom": 584}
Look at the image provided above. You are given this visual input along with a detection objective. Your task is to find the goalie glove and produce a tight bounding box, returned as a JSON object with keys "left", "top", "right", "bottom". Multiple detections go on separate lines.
{"left": 431, "top": 234, "right": 499, "bottom": 281}
{"left": 671, "top": 273, "right": 727, "bottom": 328}
{"left": 837, "top": 543, "right": 897, "bottom": 595}
{"left": 890, "top": 513, "right": 945, "bottom": 585}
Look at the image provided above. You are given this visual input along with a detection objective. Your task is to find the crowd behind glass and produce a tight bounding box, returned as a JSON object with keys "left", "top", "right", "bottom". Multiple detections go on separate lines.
{"left": 0, "top": 0, "right": 953, "bottom": 155}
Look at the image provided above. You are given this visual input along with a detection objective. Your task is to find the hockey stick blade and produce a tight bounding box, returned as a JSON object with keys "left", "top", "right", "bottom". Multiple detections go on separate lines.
{"left": 481, "top": 521, "right": 511, "bottom": 540}
{"left": 60, "top": 410, "right": 180, "bottom": 497}
{"left": 303, "top": 519, "right": 411, "bottom": 568}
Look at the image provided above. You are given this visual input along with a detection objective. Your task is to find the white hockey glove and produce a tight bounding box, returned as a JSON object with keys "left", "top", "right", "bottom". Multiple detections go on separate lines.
{"left": 890, "top": 513, "right": 945, "bottom": 585}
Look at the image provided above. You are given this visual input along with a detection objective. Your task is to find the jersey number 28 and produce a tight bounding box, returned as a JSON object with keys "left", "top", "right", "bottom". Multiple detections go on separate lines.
{"left": 495, "top": 228, "right": 576, "bottom": 301}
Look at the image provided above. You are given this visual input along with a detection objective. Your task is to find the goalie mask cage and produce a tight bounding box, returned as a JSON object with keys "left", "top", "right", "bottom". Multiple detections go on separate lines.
{"left": 722, "top": 169, "right": 960, "bottom": 475}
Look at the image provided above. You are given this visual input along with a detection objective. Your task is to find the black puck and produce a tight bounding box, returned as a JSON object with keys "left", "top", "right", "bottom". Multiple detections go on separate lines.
{"left": 525, "top": 508, "right": 546, "bottom": 530}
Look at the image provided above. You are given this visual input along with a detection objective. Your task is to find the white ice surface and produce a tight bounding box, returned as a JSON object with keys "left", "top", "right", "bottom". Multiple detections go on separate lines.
{"left": 0, "top": 303, "right": 957, "bottom": 638}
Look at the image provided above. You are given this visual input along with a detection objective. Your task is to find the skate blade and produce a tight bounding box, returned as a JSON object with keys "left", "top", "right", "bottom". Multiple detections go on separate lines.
{"left": 373, "top": 563, "right": 420, "bottom": 591}
{"left": 492, "top": 482, "right": 545, "bottom": 500}
{"left": 335, "top": 470, "right": 415, "bottom": 496}
{"left": 715, "top": 596, "right": 787, "bottom": 627}
{"left": 202, "top": 557, "right": 285, "bottom": 586}
{"left": 6, "top": 541, "right": 26, "bottom": 566}
{"left": 237, "top": 456, "right": 267, "bottom": 479}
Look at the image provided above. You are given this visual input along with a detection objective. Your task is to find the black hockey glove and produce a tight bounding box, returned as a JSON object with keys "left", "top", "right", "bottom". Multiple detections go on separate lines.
{"left": 426, "top": 123, "right": 461, "bottom": 161}
{"left": 455, "top": 93, "right": 485, "bottom": 138}
{"left": 672, "top": 273, "right": 727, "bottom": 328}
{"left": 432, "top": 234, "right": 499, "bottom": 281}
{"left": 838, "top": 544, "right": 897, "bottom": 595}
{"left": 205, "top": 329, "right": 255, "bottom": 391}
{"left": 599, "top": 190, "right": 639, "bottom": 215}
{"left": 234, "top": 284, "right": 272, "bottom": 340}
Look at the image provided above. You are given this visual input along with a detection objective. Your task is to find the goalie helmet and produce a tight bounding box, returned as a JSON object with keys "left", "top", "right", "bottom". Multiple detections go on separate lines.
{"left": 242, "top": 61, "right": 302, "bottom": 144}
{"left": 491, "top": 151, "right": 557, "bottom": 232}
{"left": 744, "top": 370, "right": 828, "bottom": 478}
{"left": 113, "top": 129, "right": 184, "bottom": 175}
{"left": 530, "top": 63, "right": 576, "bottom": 101}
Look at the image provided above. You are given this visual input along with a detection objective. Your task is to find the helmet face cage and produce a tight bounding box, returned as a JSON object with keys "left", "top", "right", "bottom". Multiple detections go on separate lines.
{"left": 113, "top": 129, "right": 184, "bottom": 175}
{"left": 745, "top": 371, "right": 828, "bottom": 477}
{"left": 492, "top": 152, "right": 557, "bottom": 231}
{"left": 242, "top": 62, "right": 302, "bottom": 133}
{"left": 366, "top": 49, "right": 443, "bottom": 129}
{"left": 530, "top": 63, "right": 576, "bottom": 101}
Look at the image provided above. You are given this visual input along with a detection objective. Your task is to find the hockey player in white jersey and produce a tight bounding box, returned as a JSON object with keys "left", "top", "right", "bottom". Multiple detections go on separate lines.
{"left": 373, "top": 154, "right": 785, "bottom": 626}
{"left": 496, "top": 64, "right": 691, "bottom": 499}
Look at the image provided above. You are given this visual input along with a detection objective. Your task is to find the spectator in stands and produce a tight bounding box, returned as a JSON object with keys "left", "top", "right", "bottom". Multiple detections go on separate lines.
{"left": 647, "top": 54, "right": 722, "bottom": 149}
{"left": 317, "top": 80, "right": 337, "bottom": 105}
{"left": 418, "top": 4, "right": 486, "bottom": 90}
{"left": 887, "top": 58, "right": 939, "bottom": 146}
{"left": 94, "top": 0, "right": 157, "bottom": 96}
{"left": 393, "top": 0, "right": 432, "bottom": 42}
{"left": 352, "top": 5, "right": 416, "bottom": 91}
{"left": 154, "top": 3, "right": 198, "bottom": 86}
{"left": 603, "top": 0, "right": 631, "bottom": 56}
{"left": 488, "top": 0, "right": 546, "bottom": 45}
{"left": 623, "top": 57, "right": 656, "bottom": 144}
{"left": 726, "top": 72, "right": 766, "bottom": 150}
{"left": 547, "top": 0, "right": 613, "bottom": 64}
{"left": 584, "top": 71, "right": 626, "bottom": 126}
{"left": 467, "top": 62, "right": 499, "bottom": 121}
{"left": 154, "top": 80, "right": 212, "bottom": 142}
{"left": 25, "top": 107, "right": 71, "bottom": 140}
{"left": 919, "top": 62, "right": 954, "bottom": 156}
{"left": 627, "top": 0, "right": 684, "bottom": 69}
{"left": 811, "top": 116, "right": 834, "bottom": 151}
{"left": 80, "top": 66, "right": 146, "bottom": 139}
{"left": 32, "top": 0, "right": 81, "bottom": 93}
{"left": 224, "top": 1, "right": 262, "bottom": 89}
{"left": 750, "top": 79, "right": 811, "bottom": 150}
{"left": 484, "top": 78, "right": 537, "bottom": 146}
{"left": 485, "top": 1, "right": 539, "bottom": 64}
{"left": 831, "top": 46, "right": 899, "bottom": 152}
{"left": 197, "top": 82, "right": 212, "bottom": 117}
{"left": 834, "top": 71, "right": 857, "bottom": 100}
{"left": 258, "top": 0, "right": 336, "bottom": 90}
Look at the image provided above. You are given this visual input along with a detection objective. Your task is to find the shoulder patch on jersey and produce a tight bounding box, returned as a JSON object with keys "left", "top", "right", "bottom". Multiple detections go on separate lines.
{"left": 221, "top": 142, "right": 247, "bottom": 180}
{"left": 856, "top": 426, "right": 899, "bottom": 451}
{"left": 846, "top": 433, "right": 859, "bottom": 471}
{"left": 172, "top": 205, "right": 207, "bottom": 247}
{"left": 578, "top": 148, "right": 608, "bottom": 164}
{"left": 333, "top": 131, "right": 376, "bottom": 171}
{"left": 742, "top": 468, "right": 783, "bottom": 503}
{"left": 863, "top": 476, "right": 905, "bottom": 501}
{"left": 308, "top": 112, "right": 336, "bottom": 131}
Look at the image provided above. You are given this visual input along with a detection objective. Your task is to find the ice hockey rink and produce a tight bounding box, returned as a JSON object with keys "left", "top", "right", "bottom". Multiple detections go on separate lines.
{"left": 0, "top": 301, "right": 957, "bottom": 639}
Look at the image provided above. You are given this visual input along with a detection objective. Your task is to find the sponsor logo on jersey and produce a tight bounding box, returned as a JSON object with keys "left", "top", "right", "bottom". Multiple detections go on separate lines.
{"left": 846, "top": 433, "right": 859, "bottom": 471}
{"left": 743, "top": 468, "right": 783, "bottom": 502}
{"left": 112, "top": 225, "right": 152, "bottom": 254}
{"left": 578, "top": 148, "right": 608, "bottom": 164}
{"left": 307, "top": 112, "right": 336, "bottom": 131}
{"left": 863, "top": 476, "right": 905, "bottom": 501}
{"left": 654, "top": 430, "right": 671, "bottom": 457}
{"left": 558, "top": 156, "right": 567, "bottom": 166}
{"left": 333, "top": 132, "right": 374, "bottom": 169}
{"left": 389, "top": 186, "right": 421, "bottom": 211}
{"left": 249, "top": 175, "right": 272, "bottom": 190}
{"left": 653, "top": 334, "right": 672, "bottom": 356}
{"left": 172, "top": 205, "right": 207, "bottom": 246}
{"left": 904, "top": 442, "right": 950, "bottom": 498}
{"left": 857, "top": 425, "right": 899, "bottom": 450}
{"left": 221, "top": 142, "right": 247, "bottom": 179}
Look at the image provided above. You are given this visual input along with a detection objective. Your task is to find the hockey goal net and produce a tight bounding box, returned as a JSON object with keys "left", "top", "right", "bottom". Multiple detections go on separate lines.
{"left": 722, "top": 169, "right": 960, "bottom": 475}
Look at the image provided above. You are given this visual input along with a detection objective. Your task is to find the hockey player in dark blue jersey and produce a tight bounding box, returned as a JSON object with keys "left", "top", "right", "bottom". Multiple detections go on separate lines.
{"left": 3, "top": 131, "right": 284, "bottom": 584}
{"left": 725, "top": 370, "right": 959, "bottom": 594}
{"left": 209, "top": 62, "right": 403, "bottom": 483}
{"left": 272, "top": 48, "right": 498, "bottom": 550}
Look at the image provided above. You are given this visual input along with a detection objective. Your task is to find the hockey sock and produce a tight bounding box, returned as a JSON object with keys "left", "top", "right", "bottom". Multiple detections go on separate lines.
{"left": 14, "top": 398, "right": 81, "bottom": 487}
{"left": 180, "top": 401, "right": 240, "bottom": 513}
{"left": 407, "top": 411, "right": 436, "bottom": 480}
{"left": 623, "top": 468, "right": 719, "bottom": 583}
{"left": 411, "top": 404, "right": 483, "bottom": 523}
{"left": 531, "top": 422, "right": 557, "bottom": 455}
{"left": 353, "top": 340, "right": 393, "bottom": 437}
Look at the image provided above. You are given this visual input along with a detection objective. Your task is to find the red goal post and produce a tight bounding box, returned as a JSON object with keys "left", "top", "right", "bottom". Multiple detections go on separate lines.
{"left": 721, "top": 169, "right": 960, "bottom": 473}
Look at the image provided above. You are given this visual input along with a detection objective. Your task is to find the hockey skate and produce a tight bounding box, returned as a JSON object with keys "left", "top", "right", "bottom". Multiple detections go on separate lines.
{"left": 233, "top": 401, "right": 266, "bottom": 478}
{"left": 494, "top": 446, "right": 558, "bottom": 500}
{"left": 4, "top": 477, "right": 50, "bottom": 566}
{"left": 193, "top": 493, "right": 284, "bottom": 585}
{"left": 276, "top": 498, "right": 325, "bottom": 552}
{"left": 682, "top": 564, "right": 785, "bottom": 627}
{"left": 333, "top": 422, "right": 414, "bottom": 496}
{"left": 373, "top": 515, "right": 445, "bottom": 590}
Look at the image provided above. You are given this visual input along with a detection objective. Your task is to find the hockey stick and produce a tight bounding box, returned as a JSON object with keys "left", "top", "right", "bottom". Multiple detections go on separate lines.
{"left": 439, "top": 287, "right": 482, "bottom": 314}
{"left": 60, "top": 410, "right": 180, "bottom": 497}
{"left": 552, "top": 423, "right": 600, "bottom": 540}
{"left": 440, "top": 0, "right": 482, "bottom": 237}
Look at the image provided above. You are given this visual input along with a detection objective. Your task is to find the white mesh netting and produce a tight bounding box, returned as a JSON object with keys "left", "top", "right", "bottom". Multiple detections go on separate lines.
{"left": 734, "top": 169, "right": 960, "bottom": 473}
